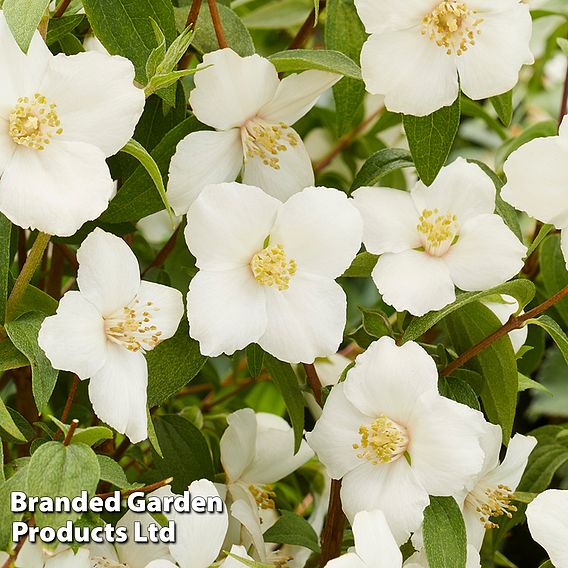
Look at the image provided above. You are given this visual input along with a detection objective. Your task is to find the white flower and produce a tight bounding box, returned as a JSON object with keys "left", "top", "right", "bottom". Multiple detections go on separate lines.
{"left": 220, "top": 409, "right": 313, "bottom": 558}
{"left": 481, "top": 294, "right": 527, "bottom": 353}
{"left": 185, "top": 182, "right": 362, "bottom": 363}
{"left": 167, "top": 48, "right": 340, "bottom": 215}
{"left": 16, "top": 544, "right": 90, "bottom": 568}
{"left": 38, "top": 228, "right": 184, "bottom": 442}
{"left": 354, "top": 0, "right": 533, "bottom": 116}
{"left": 137, "top": 210, "right": 182, "bottom": 246}
{"left": 455, "top": 422, "right": 536, "bottom": 550}
{"left": 502, "top": 116, "right": 568, "bottom": 269}
{"left": 306, "top": 336, "right": 488, "bottom": 544}
{"left": 0, "top": 12, "right": 145, "bottom": 237}
{"left": 325, "top": 510, "right": 402, "bottom": 568}
{"left": 353, "top": 158, "right": 527, "bottom": 316}
{"left": 526, "top": 489, "right": 568, "bottom": 568}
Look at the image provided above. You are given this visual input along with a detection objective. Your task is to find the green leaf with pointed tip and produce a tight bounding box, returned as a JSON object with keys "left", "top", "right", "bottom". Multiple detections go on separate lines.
{"left": 263, "top": 510, "right": 320, "bottom": 553}
{"left": 0, "top": 397, "right": 26, "bottom": 442}
{"left": 3, "top": 0, "right": 50, "bottom": 52}
{"left": 0, "top": 339, "right": 29, "bottom": 373}
{"left": 247, "top": 344, "right": 264, "bottom": 378}
{"left": 526, "top": 315, "right": 568, "bottom": 366}
{"left": 268, "top": 49, "right": 362, "bottom": 80}
{"left": 98, "top": 455, "right": 142, "bottom": 490}
{"left": 342, "top": 252, "right": 379, "bottom": 278}
{"left": 350, "top": 148, "right": 414, "bottom": 192}
{"left": 0, "top": 213, "right": 11, "bottom": 325}
{"left": 490, "top": 90, "right": 513, "bottom": 126}
{"left": 539, "top": 234, "right": 568, "bottom": 327}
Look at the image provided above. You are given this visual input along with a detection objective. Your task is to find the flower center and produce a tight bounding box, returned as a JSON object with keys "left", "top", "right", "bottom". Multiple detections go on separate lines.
{"left": 249, "top": 484, "right": 276, "bottom": 510}
{"left": 251, "top": 244, "right": 297, "bottom": 291}
{"left": 466, "top": 484, "right": 517, "bottom": 529}
{"left": 353, "top": 415, "right": 409, "bottom": 465}
{"left": 91, "top": 559, "right": 128, "bottom": 568}
{"left": 417, "top": 208, "right": 459, "bottom": 256}
{"left": 422, "top": 1, "right": 483, "bottom": 56}
{"left": 241, "top": 119, "right": 299, "bottom": 169}
{"left": 104, "top": 297, "right": 162, "bottom": 352}
{"left": 9, "top": 93, "right": 63, "bottom": 150}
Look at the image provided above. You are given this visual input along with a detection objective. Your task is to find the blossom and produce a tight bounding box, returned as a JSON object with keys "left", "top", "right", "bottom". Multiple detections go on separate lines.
{"left": 220, "top": 409, "right": 313, "bottom": 558}
{"left": 0, "top": 12, "right": 145, "bottom": 237}
{"left": 325, "top": 510, "right": 402, "bottom": 568}
{"left": 502, "top": 116, "right": 568, "bottom": 269}
{"left": 354, "top": 0, "right": 533, "bottom": 116}
{"left": 185, "top": 182, "right": 362, "bottom": 363}
{"left": 137, "top": 209, "right": 182, "bottom": 245}
{"left": 455, "top": 422, "right": 536, "bottom": 550}
{"left": 306, "top": 336, "right": 487, "bottom": 544}
{"left": 167, "top": 48, "right": 339, "bottom": 215}
{"left": 353, "top": 159, "right": 526, "bottom": 316}
{"left": 526, "top": 489, "right": 568, "bottom": 568}
{"left": 481, "top": 294, "right": 527, "bottom": 353}
{"left": 16, "top": 545, "right": 90, "bottom": 568}
{"left": 38, "top": 228, "right": 184, "bottom": 443}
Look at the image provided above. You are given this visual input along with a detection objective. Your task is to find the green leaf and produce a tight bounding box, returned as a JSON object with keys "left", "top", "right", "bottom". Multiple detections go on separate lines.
{"left": 46, "top": 14, "right": 84, "bottom": 45}
{"left": 445, "top": 303, "right": 519, "bottom": 442}
{"left": 325, "top": 0, "right": 367, "bottom": 134}
{"left": 438, "top": 376, "right": 480, "bottom": 411}
{"left": 153, "top": 414, "right": 214, "bottom": 493}
{"left": 49, "top": 417, "right": 114, "bottom": 447}
{"left": 526, "top": 315, "right": 568, "bottom": 366}
{"left": 526, "top": 224, "right": 554, "bottom": 258}
{"left": 240, "top": 0, "right": 309, "bottom": 29}
{"left": 350, "top": 148, "right": 414, "bottom": 192}
{"left": 82, "top": 0, "right": 178, "bottom": 84}
{"left": 11, "top": 284, "right": 58, "bottom": 320}
{"left": 27, "top": 442, "right": 100, "bottom": 529}
{"left": 518, "top": 372, "right": 552, "bottom": 396}
{"left": 0, "top": 463, "right": 28, "bottom": 549}
{"left": 359, "top": 306, "right": 392, "bottom": 339}
{"left": 490, "top": 90, "right": 513, "bottom": 127}
{"left": 148, "top": 407, "right": 163, "bottom": 458}
{"left": 557, "top": 37, "right": 568, "bottom": 56}
{"left": 264, "top": 354, "right": 305, "bottom": 453}
{"left": 102, "top": 116, "right": 208, "bottom": 223}
{"left": 0, "top": 339, "right": 28, "bottom": 373}
{"left": 539, "top": 234, "right": 568, "bottom": 327}
{"left": 3, "top": 0, "right": 50, "bottom": 52}
{"left": 190, "top": 3, "right": 254, "bottom": 56}
{"left": 403, "top": 279, "right": 536, "bottom": 343}
{"left": 246, "top": 344, "right": 264, "bottom": 378}
{"left": 0, "top": 397, "right": 26, "bottom": 442}
{"left": 145, "top": 68, "right": 199, "bottom": 97}
{"left": 460, "top": 97, "right": 507, "bottom": 141}
{"left": 268, "top": 49, "right": 362, "bottom": 80}
{"left": 263, "top": 510, "right": 320, "bottom": 553}
{"left": 403, "top": 96, "right": 460, "bottom": 186}
{"left": 5, "top": 312, "right": 59, "bottom": 412}
{"left": 0, "top": 213, "right": 11, "bottom": 325}
{"left": 98, "top": 455, "right": 141, "bottom": 490}
{"left": 423, "top": 496, "right": 467, "bottom": 568}
{"left": 147, "top": 321, "right": 208, "bottom": 407}
{"left": 342, "top": 252, "right": 379, "bottom": 278}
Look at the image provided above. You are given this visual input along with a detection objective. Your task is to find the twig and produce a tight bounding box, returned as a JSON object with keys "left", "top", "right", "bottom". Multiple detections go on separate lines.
{"left": 289, "top": 1, "right": 326, "bottom": 49}
{"left": 2, "top": 519, "right": 33, "bottom": 568}
{"left": 63, "top": 419, "right": 79, "bottom": 446}
{"left": 141, "top": 227, "right": 179, "bottom": 277}
{"left": 96, "top": 476, "right": 173, "bottom": 499}
{"left": 207, "top": 0, "right": 228, "bottom": 49}
{"left": 186, "top": 0, "right": 203, "bottom": 29}
{"left": 319, "top": 479, "right": 345, "bottom": 567}
{"left": 303, "top": 363, "right": 322, "bottom": 406}
{"left": 54, "top": 376, "right": 80, "bottom": 440}
{"left": 441, "top": 283, "right": 568, "bottom": 377}
{"left": 54, "top": 0, "right": 72, "bottom": 18}
{"left": 114, "top": 437, "right": 131, "bottom": 461}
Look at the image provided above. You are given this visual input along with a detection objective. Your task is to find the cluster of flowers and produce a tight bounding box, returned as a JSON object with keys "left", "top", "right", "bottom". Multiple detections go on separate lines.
{"left": 1, "top": 0, "right": 568, "bottom": 566}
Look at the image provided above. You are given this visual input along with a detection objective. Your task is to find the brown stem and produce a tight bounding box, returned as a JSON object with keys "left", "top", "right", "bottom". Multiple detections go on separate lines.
{"left": 2, "top": 519, "right": 32, "bottom": 568}
{"left": 441, "top": 283, "right": 568, "bottom": 377}
{"left": 186, "top": 0, "right": 203, "bottom": 29}
{"left": 54, "top": 375, "right": 80, "bottom": 440}
{"left": 54, "top": 0, "right": 72, "bottom": 18}
{"left": 288, "top": 1, "right": 326, "bottom": 50}
{"left": 53, "top": 243, "right": 79, "bottom": 271}
{"left": 207, "top": 0, "right": 228, "bottom": 49}
{"left": 46, "top": 244, "right": 64, "bottom": 300}
{"left": 319, "top": 479, "right": 345, "bottom": 567}
{"left": 63, "top": 419, "right": 79, "bottom": 446}
{"left": 114, "top": 437, "right": 131, "bottom": 461}
{"left": 141, "top": 227, "right": 179, "bottom": 277}
{"left": 97, "top": 476, "right": 173, "bottom": 499}
{"left": 303, "top": 363, "right": 322, "bottom": 406}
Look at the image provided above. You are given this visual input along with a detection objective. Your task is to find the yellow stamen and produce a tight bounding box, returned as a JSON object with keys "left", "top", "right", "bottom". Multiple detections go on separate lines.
{"left": 251, "top": 243, "right": 297, "bottom": 291}
{"left": 241, "top": 120, "right": 298, "bottom": 169}
{"left": 353, "top": 415, "right": 409, "bottom": 465}
{"left": 416, "top": 208, "right": 458, "bottom": 256}
{"left": 466, "top": 484, "right": 517, "bottom": 529}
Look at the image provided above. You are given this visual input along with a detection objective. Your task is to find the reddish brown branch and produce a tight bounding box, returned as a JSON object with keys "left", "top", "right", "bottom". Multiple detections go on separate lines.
{"left": 319, "top": 479, "right": 345, "bottom": 566}
{"left": 289, "top": 1, "right": 326, "bottom": 50}
{"left": 207, "top": 0, "right": 228, "bottom": 49}
{"left": 186, "top": 0, "right": 203, "bottom": 29}
{"left": 54, "top": 0, "right": 71, "bottom": 18}
{"left": 96, "top": 476, "right": 173, "bottom": 499}
{"left": 63, "top": 419, "right": 79, "bottom": 446}
{"left": 303, "top": 363, "right": 322, "bottom": 406}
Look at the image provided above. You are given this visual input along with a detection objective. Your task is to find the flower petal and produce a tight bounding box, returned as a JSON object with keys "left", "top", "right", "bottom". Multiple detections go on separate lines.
{"left": 269, "top": 187, "right": 362, "bottom": 278}
{"left": 221, "top": 408, "right": 257, "bottom": 484}
{"left": 444, "top": 214, "right": 526, "bottom": 291}
{"left": 45, "top": 549, "right": 91, "bottom": 568}
{"left": 360, "top": 29, "right": 459, "bottom": 117}
{"left": 306, "top": 383, "right": 368, "bottom": 479}
{"left": 352, "top": 186, "right": 421, "bottom": 254}
{"left": 190, "top": 49, "right": 280, "bottom": 130}
{"left": 411, "top": 159, "right": 496, "bottom": 225}
{"left": 38, "top": 291, "right": 106, "bottom": 380}
{"left": 187, "top": 268, "right": 267, "bottom": 357}
{"left": 354, "top": 0, "right": 431, "bottom": 34}
{"left": 457, "top": 5, "right": 533, "bottom": 101}
{"left": 0, "top": 120, "right": 16, "bottom": 172}
{"left": 341, "top": 459, "right": 429, "bottom": 545}
{"left": 354, "top": 510, "right": 402, "bottom": 568}
{"left": 40, "top": 51, "right": 145, "bottom": 156}
{"left": 242, "top": 127, "right": 314, "bottom": 202}
{"left": 259, "top": 273, "right": 346, "bottom": 364}
{"left": 220, "top": 545, "right": 256, "bottom": 568}
{"left": 145, "top": 562, "right": 177, "bottom": 568}
{"left": 258, "top": 70, "right": 340, "bottom": 125}
{"left": 372, "top": 250, "right": 456, "bottom": 316}
{"left": 325, "top": 553, "right": 367, "bottom": 568}
{"left": 0, "top": 142, "right": 115, "bottom": 237}
{"left": 170, "top": 479, "right": 228, "bottom": 568}
{"left": 526, "top": 489, "right": 568, "bottom": 568}
{"left": 167, "top": 129, "right": 244, "bottom": 216}
{"left": 230, "top": 501, "right": 267, "bottom": 561}
{"left": 502, "top": 134, "right": 568, "bottom": 229}
{"left": 76, "top": 228, "right": 140, "bottom": 316}
{"left": 88, "top": 342, "right": 148, "bottom": 443}
{"left": 136, "top": 281, "right": 184, "bottom": 346}
{"left": 185, "top": 182, "right": 280, "bottom": 271}
{"left": 481, "top": 295, "right": 527, "bottom": 353}
{"left": 342, "top": 336, "right": 439, "bottom": 422}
